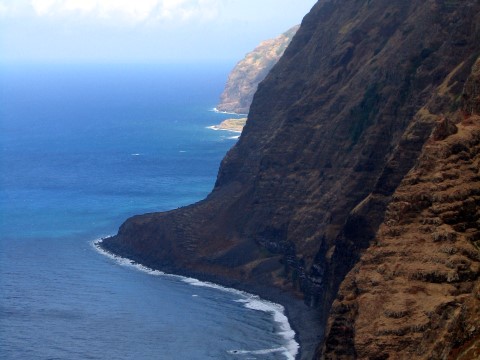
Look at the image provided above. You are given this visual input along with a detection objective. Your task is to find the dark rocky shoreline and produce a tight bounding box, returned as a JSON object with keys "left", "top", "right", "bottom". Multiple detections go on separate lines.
{"left": 99, "top": 236, "right": 323, "bottom": 360}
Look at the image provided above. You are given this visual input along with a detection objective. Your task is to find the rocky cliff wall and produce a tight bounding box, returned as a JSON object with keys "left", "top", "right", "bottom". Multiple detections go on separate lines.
{"left": 322, "top": 56, "right": 480, "bottom": 360}
{"left": 103, "top": 0, "right": 480, "bottom": 358}
{"left": 216, "top": 25, "right": 299, "bottom": 114}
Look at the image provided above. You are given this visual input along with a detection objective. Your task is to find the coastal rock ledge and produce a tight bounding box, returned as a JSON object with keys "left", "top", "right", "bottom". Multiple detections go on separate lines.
{"left": 102, "top": 1, "right": 480, "bottom": 359}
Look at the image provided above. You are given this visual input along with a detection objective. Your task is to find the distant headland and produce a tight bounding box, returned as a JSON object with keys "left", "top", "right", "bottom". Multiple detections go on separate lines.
{"left": 216, "top": 25, "right": 299, "bottom": 115}
{"left": 209, "top": 118, "right": 247, "bottom": 133}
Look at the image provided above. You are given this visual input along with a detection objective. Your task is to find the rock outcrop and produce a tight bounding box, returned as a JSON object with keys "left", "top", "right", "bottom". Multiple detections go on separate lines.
{"left": 216, "top": 25, "right": 299, "bottom": 114}
{"left": 210, "top": 118, "right": 247, "bottom": 133}
{"left": 103, "top": 1, "right": 480, "bottom": 358}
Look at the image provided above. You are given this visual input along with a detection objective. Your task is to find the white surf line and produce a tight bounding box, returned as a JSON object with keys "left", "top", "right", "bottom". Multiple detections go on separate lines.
{"left": 235, "top": 298, "right": 298, "bottom": 360}
{"left": 92, "top": 237, "right": 166, "bottom": 277}
{"left": 91, "top": 237, "right": 299, "bottom": 360}
{"left": 205, "top": 125, "right": 242, "bottom": 134}
{"left": 210, "top": 107, "right": 248, "bottom": 116}
{"left": 228, "top": 347, "right": 285, "bottom": 355}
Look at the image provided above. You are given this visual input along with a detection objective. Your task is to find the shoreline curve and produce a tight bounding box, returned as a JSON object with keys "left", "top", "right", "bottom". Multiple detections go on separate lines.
{"left": 92, "top": 237, "right": 301, "bottom": 360}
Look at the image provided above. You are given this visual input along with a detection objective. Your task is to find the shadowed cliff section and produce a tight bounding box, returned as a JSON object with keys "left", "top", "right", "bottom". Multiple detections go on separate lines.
{"left": 102, "top": 1, "right": 480, "bottom": 358}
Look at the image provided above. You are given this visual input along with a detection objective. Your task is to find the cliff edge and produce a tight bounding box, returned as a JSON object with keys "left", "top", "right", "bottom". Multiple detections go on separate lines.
{"left": 103, "top": 1, "right": 480, "bottom": 358}
{"left": 216, "top": 25, "right": 299, "bottom": 114}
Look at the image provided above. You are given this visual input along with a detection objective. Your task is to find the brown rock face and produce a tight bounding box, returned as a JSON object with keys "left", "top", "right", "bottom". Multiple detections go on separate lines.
{"left": 322, "top": 57, "right": 480, "bottom": 359}
{"left": 216, "top": 25, "right": 299, "bottom": 114}
{"left": 103, "top": 0, "right": 480, "bottom": 358}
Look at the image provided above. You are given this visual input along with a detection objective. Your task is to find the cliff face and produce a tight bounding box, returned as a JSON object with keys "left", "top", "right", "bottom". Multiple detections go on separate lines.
{"left": 322, "top": 57, "right": 480, "bottom": 359}
{"left": 103, "top": 0, "right": 480, "bottom": 358}
{"left": 216, "top": 25, "right": 299, "bottom": 114}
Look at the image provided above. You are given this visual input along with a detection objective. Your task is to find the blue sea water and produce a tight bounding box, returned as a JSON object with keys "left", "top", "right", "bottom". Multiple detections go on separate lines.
{"left": 0, "top": 64, "right": 297, "bottom": 359}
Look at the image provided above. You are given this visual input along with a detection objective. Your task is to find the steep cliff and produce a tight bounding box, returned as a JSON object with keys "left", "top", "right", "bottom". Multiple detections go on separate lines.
{"left": 102, "top": 0, "right": 480, "bottom": 358}
{"left": 322, "top": 57, "right": 480, "bottom": 360}
{"left": 216, "top": 25, "right": 299, "bottom": 114}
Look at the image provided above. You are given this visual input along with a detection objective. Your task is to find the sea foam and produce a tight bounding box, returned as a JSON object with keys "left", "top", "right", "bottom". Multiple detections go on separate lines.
{"left": 206, "top": 126, "right": 242, "bottom": 139}
{"left": 206, "top": 125, "right": 241, "bottom": 133}
{"left": 236, "top": 298, "right": 298, "bottom": 359}
{"left": 227, "top": 347, "right": 285, "bottom": 355}
{"left": 92, "top": 237, "right": 299, "bottom": 360}
{"left": 210, "top": 107, "right": 248, "bottom": 116}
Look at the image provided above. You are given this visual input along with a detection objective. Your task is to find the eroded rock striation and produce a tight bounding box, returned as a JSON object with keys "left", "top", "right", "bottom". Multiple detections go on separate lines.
{"left": 322, "top": 58, "right": 480, "bottom": 360}
{"left": 216, "top": 25, "right": 299, "bottom": 114}
{"left": 103, "top": 1, "right": 480, "bottom": 358}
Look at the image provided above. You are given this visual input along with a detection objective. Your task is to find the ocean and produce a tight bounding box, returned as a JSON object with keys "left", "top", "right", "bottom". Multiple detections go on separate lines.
{"left": 0, "top": 63, "right": 298, "bottom": 359}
